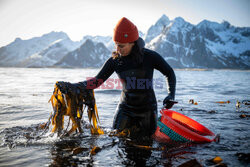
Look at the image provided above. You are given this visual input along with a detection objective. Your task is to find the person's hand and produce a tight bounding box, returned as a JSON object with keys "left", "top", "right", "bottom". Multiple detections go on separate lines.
{"left": 56, "top": 81, "right": 72, "bottom": 94}
{"left": 56, "top": 81, "right": 81, "bottom": 95}
{"left": 163, "top": 95, "right": 178, "bottom": 109}
{"left": 56, "top": 81, "right": 88, "bottom": 95}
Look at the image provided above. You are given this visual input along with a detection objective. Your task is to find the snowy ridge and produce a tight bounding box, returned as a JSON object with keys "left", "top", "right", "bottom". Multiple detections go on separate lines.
{"left": 55, "top": 39, "right": 111, "bottom": 68}
{"left": 144, "top": 15, "right": 171, "bottom": 43}
{"left": 0, "top": 14, "right": 249, "bottom": 69}
{"left": 19, "top": 37, "right": 81, "bottom": 67}
{"left": 82, "top": 35, "right": 114, "bottom": 51}
{"left": 0, "top": 31, "right": 70, "bottom": 67}
{"left": 145, "top": 15, "right": 250, "bottom": 69}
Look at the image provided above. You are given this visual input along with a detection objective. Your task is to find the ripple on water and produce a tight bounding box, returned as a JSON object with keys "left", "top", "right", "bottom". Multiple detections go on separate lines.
{"left": 0, "top": 68, "right": 249, "bottom": 166}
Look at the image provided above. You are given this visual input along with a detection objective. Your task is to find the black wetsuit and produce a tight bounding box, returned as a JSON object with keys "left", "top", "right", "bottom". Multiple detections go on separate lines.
{"left": 85, "top": 46, "right": 176, "bottom": 137}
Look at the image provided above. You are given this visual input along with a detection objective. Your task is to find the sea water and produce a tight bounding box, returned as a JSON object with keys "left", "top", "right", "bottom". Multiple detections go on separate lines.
{"left": 0, "top": 68, "right": 249, "bottom": 166}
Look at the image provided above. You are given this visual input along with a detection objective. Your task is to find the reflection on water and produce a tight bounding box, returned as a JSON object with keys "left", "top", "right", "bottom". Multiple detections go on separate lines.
{"left": 0, "top": 68, "right": 250, "bottom": 166}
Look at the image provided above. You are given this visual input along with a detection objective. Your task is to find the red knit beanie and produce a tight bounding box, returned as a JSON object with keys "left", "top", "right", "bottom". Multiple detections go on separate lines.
{"left": 113, "top": 17, "right": 139, "bottom": 43}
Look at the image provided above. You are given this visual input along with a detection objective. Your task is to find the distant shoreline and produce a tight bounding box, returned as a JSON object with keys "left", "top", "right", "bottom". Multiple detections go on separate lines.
{"left": 0, "top": 66, "right": 249, "bottom": 72}
{"left": 174, "top": 68, "right": 250, "bottom": 72}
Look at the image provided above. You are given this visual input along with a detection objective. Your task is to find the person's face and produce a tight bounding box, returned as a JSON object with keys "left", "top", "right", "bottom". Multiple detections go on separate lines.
{"left": 115, "top": 42, "right": 134, "bottom": 56}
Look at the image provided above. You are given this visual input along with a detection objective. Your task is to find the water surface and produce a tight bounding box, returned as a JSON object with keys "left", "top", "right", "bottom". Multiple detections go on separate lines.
{"left": 0, "top": 68, "right": 249, "bottom": 166}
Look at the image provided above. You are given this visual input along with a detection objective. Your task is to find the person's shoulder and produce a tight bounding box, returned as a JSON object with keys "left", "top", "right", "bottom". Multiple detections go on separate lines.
{"left": 106, "top": 56, "right": 118, "bottom": 62}
{"left": 107, "top": 56, "right": 114, "bottom": 61}
{"left": 102, "top": 56, "right": 116, "bottom": 66}
{"left": 144, "top": 48, "right": 156, "bottom": 55}
{"left": 105, "top": 56, "right": 123, "bottom": 67}
{"left": 143, "top": 48, "right": 162, "bottom": 58}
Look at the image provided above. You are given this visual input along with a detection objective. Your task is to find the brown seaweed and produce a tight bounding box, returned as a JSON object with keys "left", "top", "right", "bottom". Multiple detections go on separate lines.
{"left": 48, "top": 82, "right": 104, "bottom": 136}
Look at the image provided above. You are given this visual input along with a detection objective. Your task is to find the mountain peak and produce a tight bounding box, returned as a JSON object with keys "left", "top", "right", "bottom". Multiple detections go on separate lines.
{"left": 197, "top": 19, "right": 215, "bottom": 27}
{"left": 172, "top": 17, "right": 186, "bottom": 26}
{"left": 222, "top": 20, "right": 231, "bottom": 29}
{"left": 79, "top": 39, "right": 95, "bottom": 51}
{"left": 197, "top": 20, "right": 221, "bottom": 30}
{"left": 174, "top": 17, "right": 185, "bottom": 22}
{"left": 144, "top": 14, "right": 170, "bottom": 43}
{"left": 14, "top": 37, "right": 22, "bottom": 42}
{"left": 84, "top": 39, "right": 94, "bottom": 45}
{"left": 156, "top": 14, "right": 170, "bottom": 26}
{"left": 197, "top": 19, "right": 233, "bottom": 32}
{"left": 41, "top": 31, "right": 69, "bottom": 40}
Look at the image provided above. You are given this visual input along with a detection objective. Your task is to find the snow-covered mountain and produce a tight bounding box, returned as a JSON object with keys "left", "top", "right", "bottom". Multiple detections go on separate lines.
{"left": 146, "top": 15, "right": 250, "bottom": 69}
{"left": 82, "top": 33, "right": 145, "bottom": 51}
{"left": 19, "top": 37, "right": 81, "bottom": 67}
{"left": 145, "top": 15, "right": 170, "bottom": 43}
{"left": 55, "top": 39, "right": 111, "bottom": 68}
{"left": 0, "top": 31, "right": 74, "bottom": 67}
{"left": 82, "top": 35, "right": 114, "bottom": 51}
{"left": 0, "top": 14, "right": 249, "bottom": 69}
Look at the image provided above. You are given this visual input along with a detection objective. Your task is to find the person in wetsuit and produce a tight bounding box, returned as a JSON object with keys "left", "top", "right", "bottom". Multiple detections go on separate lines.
{"left": 57, "top": 17, "right": 176, "bottom": 137}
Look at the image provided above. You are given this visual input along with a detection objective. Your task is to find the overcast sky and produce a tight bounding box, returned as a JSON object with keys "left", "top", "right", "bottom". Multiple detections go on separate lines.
{"left": 0, "top": 0, "right": 249, "bottom": 47}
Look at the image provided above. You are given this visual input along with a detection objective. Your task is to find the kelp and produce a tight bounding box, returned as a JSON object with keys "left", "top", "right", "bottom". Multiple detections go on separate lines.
{"left": 48, "top": 82, "right": 104, "bottom": 136}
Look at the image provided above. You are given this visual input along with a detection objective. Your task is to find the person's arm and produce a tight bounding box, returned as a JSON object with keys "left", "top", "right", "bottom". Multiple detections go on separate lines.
{"left": 56, "top": 57, "right": 115, "bottom": 93}
{"left": 81, "top": 57, "right": 115, "bottom": 89}
{"left": 152, "top": 51, "right": 176, "bottom": 108}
